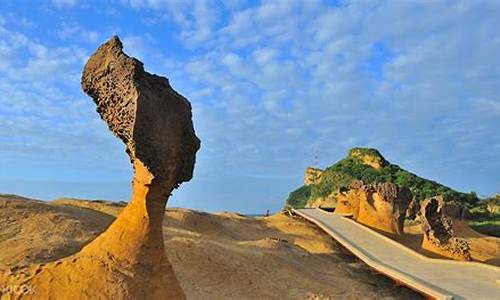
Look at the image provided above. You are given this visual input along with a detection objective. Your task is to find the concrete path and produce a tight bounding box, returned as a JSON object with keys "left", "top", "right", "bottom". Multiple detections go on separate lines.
{"left": 294, "top": 208, "right": 500, "bottom": 300}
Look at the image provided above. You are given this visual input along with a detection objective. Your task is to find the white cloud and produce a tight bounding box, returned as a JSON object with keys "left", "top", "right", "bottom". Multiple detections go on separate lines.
{"left": 58, "top": 23, "right": 100, "bottom": 43}
{"left": 1, "top": 0, "right": 500, "bottom": 208}
{"left": 0, "top": 20, "right": 128, "bottom": 183}
{"left": 123, "top": 0, "right": 220, "bottom": 46}
{"left": 51, "top": 0, "right": 79, "bottom": 8}
{"left": 148, "top": 0, "right": 500, "bottom": 197}
{"left": 470, "top": 97, "right": 500, "bottom": 116}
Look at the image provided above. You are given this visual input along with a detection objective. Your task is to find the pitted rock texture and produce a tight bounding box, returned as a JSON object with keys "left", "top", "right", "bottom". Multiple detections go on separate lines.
{"left": 335, "top": 181, "right": 412, "bottom": 234}
{"left": 82, "top": 36, "right": 200, "bottom": 184}
{"left": 0, "top": 36, "right": 199, "bottom": 299}
{"left": 420, "top": 196, "right": 471, "bottom": 261}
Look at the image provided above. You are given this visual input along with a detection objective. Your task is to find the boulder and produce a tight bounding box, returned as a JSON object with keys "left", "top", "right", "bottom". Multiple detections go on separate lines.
{"left": 334, "top": 181, "right": 412, "bottom": 235}
{"left": 420, "top": 196, "right": 471, "bottom": 261}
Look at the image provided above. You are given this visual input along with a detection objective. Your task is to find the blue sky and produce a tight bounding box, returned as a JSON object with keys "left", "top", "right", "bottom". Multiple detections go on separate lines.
{"left": 0, "top": 0, "right": 499, "bottom": 213}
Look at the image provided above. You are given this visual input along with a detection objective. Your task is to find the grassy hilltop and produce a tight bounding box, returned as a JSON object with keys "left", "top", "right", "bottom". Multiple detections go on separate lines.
{"left": 286, "top": 147, "right": 479, "bottom": 209}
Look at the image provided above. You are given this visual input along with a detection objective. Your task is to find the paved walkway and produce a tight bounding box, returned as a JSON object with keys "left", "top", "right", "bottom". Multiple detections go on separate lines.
{"left": 294, "top": 208, "right": 500, "bottom": 300}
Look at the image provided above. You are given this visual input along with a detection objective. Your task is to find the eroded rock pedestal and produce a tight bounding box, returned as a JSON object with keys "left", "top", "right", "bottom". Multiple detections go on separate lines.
{"left": 420, "top": 196, "right": 471, "bottom": 261}
{"left": 335, "top": 181, "right": 412, "bottom": 235}
{"left": 0, "top": 36, "right": 200, "bottom": 299}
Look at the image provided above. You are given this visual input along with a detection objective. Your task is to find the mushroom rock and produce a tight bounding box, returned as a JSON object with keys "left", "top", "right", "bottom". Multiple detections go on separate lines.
{"left": 334, "top": 181, "right": 412, "bottom": 235}
{"left": 420, "top": 196, "right": 471, "bottom": 261}
{"left": 0, "top": 36, "right": 200, "bottom": 299}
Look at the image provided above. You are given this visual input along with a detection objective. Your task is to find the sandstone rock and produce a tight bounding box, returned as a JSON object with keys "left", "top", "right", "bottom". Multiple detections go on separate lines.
{"left": 334, "top": 181, "right": 412, "bottom": 235}
{"left": 334, "top": 181, "right": 363, "bottom": 219}
{"left": 81, "top": 36, "right": 199, "bottom": 183}
{"left": 0, "top": 36, "right": 200, "bottom": 299}
{"left": 420, "top": 196, "right": 471, "bottom": 261}
{"left": 304, "top": 167, "right": 323, "bottom": 185}
{"left": 441, "top": 201, "right": 468, "bottom": 220}
{"left": 405, "top": 195, "right": 419, "bottom": 219}
{"left": 357, "top": 182, "right": 412, "bottom": 235}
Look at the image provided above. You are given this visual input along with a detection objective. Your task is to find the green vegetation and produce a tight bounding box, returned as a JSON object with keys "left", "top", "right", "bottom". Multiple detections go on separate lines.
{"left": 469, "top": 219, "right": 500, "bottom": 237}
{"left": 0, "top": 194, "right": 24, "bottom": 198}
{"left": 285, "top": 147, "right": 479, "bottom": 209}
{"left": 468, "top": 196, "right": 500, "bottom": 237}
{"left": 285, "top": 185, "right": 312, "bottom": 209}
{"left": 348, "top": 147, "right": 381, "bottom": 156}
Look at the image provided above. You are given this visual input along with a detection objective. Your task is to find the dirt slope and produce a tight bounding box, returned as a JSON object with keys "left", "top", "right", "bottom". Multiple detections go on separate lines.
{"left": 0, "top": 195, "right": 113, "bottom": 268}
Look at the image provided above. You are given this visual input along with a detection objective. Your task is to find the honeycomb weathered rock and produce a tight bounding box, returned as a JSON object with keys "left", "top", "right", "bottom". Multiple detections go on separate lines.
{"left": 420, "top": 196, "right": 471, "bottom": 260}
{"left": 82, "top": 36, "right": 200, "bottom": 184}
{"left": 335, "top": 181, "right": 412, "bottom": 234}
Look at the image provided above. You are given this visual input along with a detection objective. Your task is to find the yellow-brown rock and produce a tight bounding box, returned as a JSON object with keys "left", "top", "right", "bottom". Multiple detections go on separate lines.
{"left": 334, "top": 181, "right": 412, "bottom": 235}
{"left": 420, "top": 196, "right": 471, "bottom": 261}
{"left": 348, "top": 148, "right": 388, "bottom": 170}
{"left": 304, "top": 167, "right": 323, "bottom": 185}
{"left": 0, "top": 36, "right": 200, "bottom": 299}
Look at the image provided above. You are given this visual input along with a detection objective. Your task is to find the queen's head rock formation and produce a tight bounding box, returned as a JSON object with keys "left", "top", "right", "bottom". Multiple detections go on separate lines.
{"left": 0, "top": 36, "right": 199, "bottom": 299}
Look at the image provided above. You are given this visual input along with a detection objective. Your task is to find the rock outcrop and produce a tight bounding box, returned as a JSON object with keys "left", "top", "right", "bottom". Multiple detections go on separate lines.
{"left": 348, "top": 148, "right": 388, "bottom": 170}
{"left": 420, "top": 196, "right": 471, "bottom": 261}
{"left": 335, "top": 181, "right": 412, "bottom": 235}
{"left": 304, "top": 167, "right": 323, "bottom": 185}
{"left": 304, "top": 195, "right": 337, "bottom": 209}
{"left": 0, "top": 36, "right": 200, "bottom": 299}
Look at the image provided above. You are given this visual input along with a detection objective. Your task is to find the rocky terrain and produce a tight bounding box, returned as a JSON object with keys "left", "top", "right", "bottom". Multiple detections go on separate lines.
{"left": 0, "top": 195, "right": 421, "bottom": 299}
{"left": 286, "top": 147, "right": 478, "bottom": 211}
{"left": 285, "top": 147, "right": 500, "bottom": 261}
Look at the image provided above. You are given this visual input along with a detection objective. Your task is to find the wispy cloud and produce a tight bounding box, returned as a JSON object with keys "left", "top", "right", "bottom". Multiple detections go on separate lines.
{"left": 51, "top": 0, "right": 79, "bottom": 8}
{"left": 0, "top": 0, "right": 499, "bottom": 212}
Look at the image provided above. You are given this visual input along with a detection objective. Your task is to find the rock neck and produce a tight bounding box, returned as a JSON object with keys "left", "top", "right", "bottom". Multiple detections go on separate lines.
{"left": 81, "top": 160, "right": 174, "bottom": 268}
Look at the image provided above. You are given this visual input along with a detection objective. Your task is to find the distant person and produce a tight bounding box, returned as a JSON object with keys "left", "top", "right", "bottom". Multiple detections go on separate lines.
{"left": 265, "top": 209, "right": 270, "bottom": 217}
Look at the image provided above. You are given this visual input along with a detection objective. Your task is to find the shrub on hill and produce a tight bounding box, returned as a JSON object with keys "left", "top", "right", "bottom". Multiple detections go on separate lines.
{"left": 285, "top": 185, "right": 312, "bottom": 209}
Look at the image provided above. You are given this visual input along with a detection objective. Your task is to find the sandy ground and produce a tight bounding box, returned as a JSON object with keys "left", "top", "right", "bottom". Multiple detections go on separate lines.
{"left": 384, "top": 222, "right": 500, "bottom": 266}
{"left": 0, "top": 195, "right": 422, "bottom": 299}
